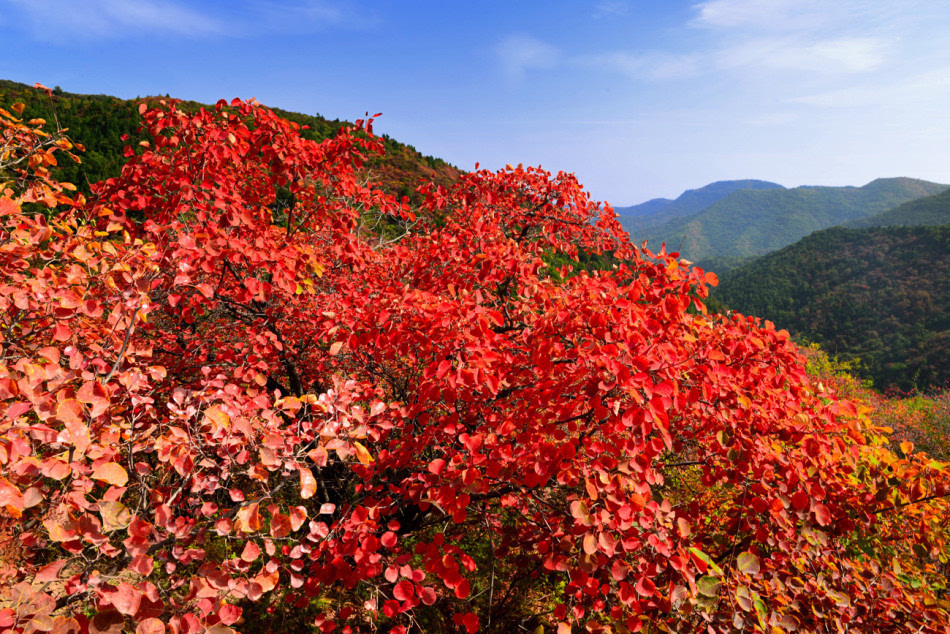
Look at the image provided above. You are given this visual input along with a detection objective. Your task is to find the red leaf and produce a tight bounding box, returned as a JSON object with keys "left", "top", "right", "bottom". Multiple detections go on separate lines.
{"left": 420, "top": 586, "right": 437, "bottom": 605}
{"left": 791, "top": 490, "right": 810, "bottom": 511}
{"left": 241, "top": 541, "right": 260, "bottom": 562}
{"left": 109, "top": 582, "right": 142, "bottom": 617}
{"left": 635, "top": 576, "right": 656, "bottom": 597}
{"left": 218, "top": 604, "right": 242, "bottom": 626}
{"left": 36, "top": 559, "right": 67, "bottom": 582}
{"left": 393, "top": 580, "right": 414, "bottom": 602}
{"left": 814, "top": 503, "right": 832, "bottom": 526}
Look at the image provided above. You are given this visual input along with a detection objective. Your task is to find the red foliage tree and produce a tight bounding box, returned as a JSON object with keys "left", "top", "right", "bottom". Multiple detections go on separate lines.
{"left": 1, "top": 90, "right": 949, "bottom": 633}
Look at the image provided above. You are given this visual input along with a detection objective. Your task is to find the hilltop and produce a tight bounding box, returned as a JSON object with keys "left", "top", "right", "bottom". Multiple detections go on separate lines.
{"left": 0, "top": 79, "right": 460, "bottom": 201}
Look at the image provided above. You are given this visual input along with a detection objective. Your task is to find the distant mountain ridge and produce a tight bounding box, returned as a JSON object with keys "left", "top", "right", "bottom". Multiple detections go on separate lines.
{"left": 631, "top": 177, "right": 948, "bottom": 266}
{"left": 615, "top": 179, "right": 784, "bottom": 234}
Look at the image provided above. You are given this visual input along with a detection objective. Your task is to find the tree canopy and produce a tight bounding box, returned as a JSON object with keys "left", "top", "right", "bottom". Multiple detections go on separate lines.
{"left": 1, "top": 88, "right": 949, "bottom": 633}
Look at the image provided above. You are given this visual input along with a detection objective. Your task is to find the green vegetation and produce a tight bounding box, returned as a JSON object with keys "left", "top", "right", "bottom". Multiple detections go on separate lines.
{"left": 848, "top": 186, "right": 950, "bottom": 229}
{"left": 635, "top": 177, "right": 948, "bottom": 265}
{"left": 0, "top": 79, "right": 459, "bottom": 201}
{"left": 712, "top": 224, "right": 950, "bottom": 391}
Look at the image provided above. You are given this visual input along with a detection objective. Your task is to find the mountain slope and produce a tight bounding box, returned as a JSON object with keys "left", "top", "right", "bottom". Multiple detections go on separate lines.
{"left": 0, "top": 79, "right": 460, "bottom": 200}
{"left": 847, "top": 187, "right": 950, "bottom": 229}
{"left": 635, "top": 177, "right": 948, "bottom": 266}
{"left": 712, "top": 224, "right": 950, "bottom": 391}
{"left": 616, "top": 179, "right": 784, "bottom": 234}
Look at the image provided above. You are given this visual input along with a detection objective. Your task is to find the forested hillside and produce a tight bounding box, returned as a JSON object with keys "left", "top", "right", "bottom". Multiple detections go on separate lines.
{"left": 713, "top": 224, "right": 950, "bottom": 391}
{"left": 847, "top": 186, "right": 950, "bottom": 229}
{"left": 635, "top": 177, "right": 947, "bottom": 267}
{"left": 0, "top": 79, "right": 460, "bottom": 201}
{"left": 616, "top": 179, "right": 783, "bottom": 234}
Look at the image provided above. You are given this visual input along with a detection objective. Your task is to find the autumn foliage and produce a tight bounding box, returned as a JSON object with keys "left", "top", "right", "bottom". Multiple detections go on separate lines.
{"left": 1, "top": 86, "right": 949, "bottom": 633}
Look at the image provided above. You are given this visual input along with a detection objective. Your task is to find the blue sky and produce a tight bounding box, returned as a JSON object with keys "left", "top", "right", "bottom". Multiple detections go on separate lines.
{"left": 3, "top": 0, "right": 950, "bottom": 206}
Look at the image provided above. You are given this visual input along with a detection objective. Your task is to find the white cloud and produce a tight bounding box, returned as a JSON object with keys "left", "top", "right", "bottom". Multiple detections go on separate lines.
{"left": 6, "top": 0, "right": 224, "bottom": 39}
{"left": 718, "top": 36, "right": 889, "bottom": 74}
{"left": 495, "top": 35, "right": 560, "bottom": 80}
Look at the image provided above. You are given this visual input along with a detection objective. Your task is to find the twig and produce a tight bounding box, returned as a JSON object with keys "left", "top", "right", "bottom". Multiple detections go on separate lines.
{"left": 103, "top": 306, "right": 141, "bottom": 383}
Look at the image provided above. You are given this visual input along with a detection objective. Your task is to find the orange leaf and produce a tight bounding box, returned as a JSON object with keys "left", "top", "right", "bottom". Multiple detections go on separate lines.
{"left": 235, "top": 503, "right": 261, "bottom": 533}
{"left": 203, "top": 405, "right": 230, "bottom": 431}
{"left": 299, "top": 467, "right": 317, "bottom": 499}
{"left": 353, "top": 441, "right": 374, "bottom": 466}
{"left": 56, "top": 399, "right": 83, "bottom": 424}
{"left": 92, "top": 462, "right": 129, "bottom": 487}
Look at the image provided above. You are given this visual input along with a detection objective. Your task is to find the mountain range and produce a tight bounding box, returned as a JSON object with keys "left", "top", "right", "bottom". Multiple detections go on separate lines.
{"left": 615, "top": 179, "right": 784, "bottom": 234}
{"left": 620, "top": 177, "right": 948, "bottom": 268}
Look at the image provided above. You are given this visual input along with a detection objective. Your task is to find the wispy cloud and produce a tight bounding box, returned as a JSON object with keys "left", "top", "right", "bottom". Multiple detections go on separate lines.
{"left": 717, "top": 36, "right": 890, "bottom": 74}
{"left": 593, "top": 1, "right": 630, "bottom": 19}
{"left": 693, "top": 0, "right": 831, "bottom": 30}
{"left": 5, "top": 0, "right": 224, "bottom": 39}
{"left": 692, "top": 0, "right": 902, "bottom": 74}
{"left": 247, "top": 0, "right": 377, "bottom": 33}
{"left": 3, "top": 0, "right": 375, "bottom": 41}
{"left": 795, "top": 67, "right": 950, "bottom": 108}
{"left": 494, "top": 35, "right": 560, "bottom": 80}
{"left": 584, "top": 51, "right": 700, "bottom": 80}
